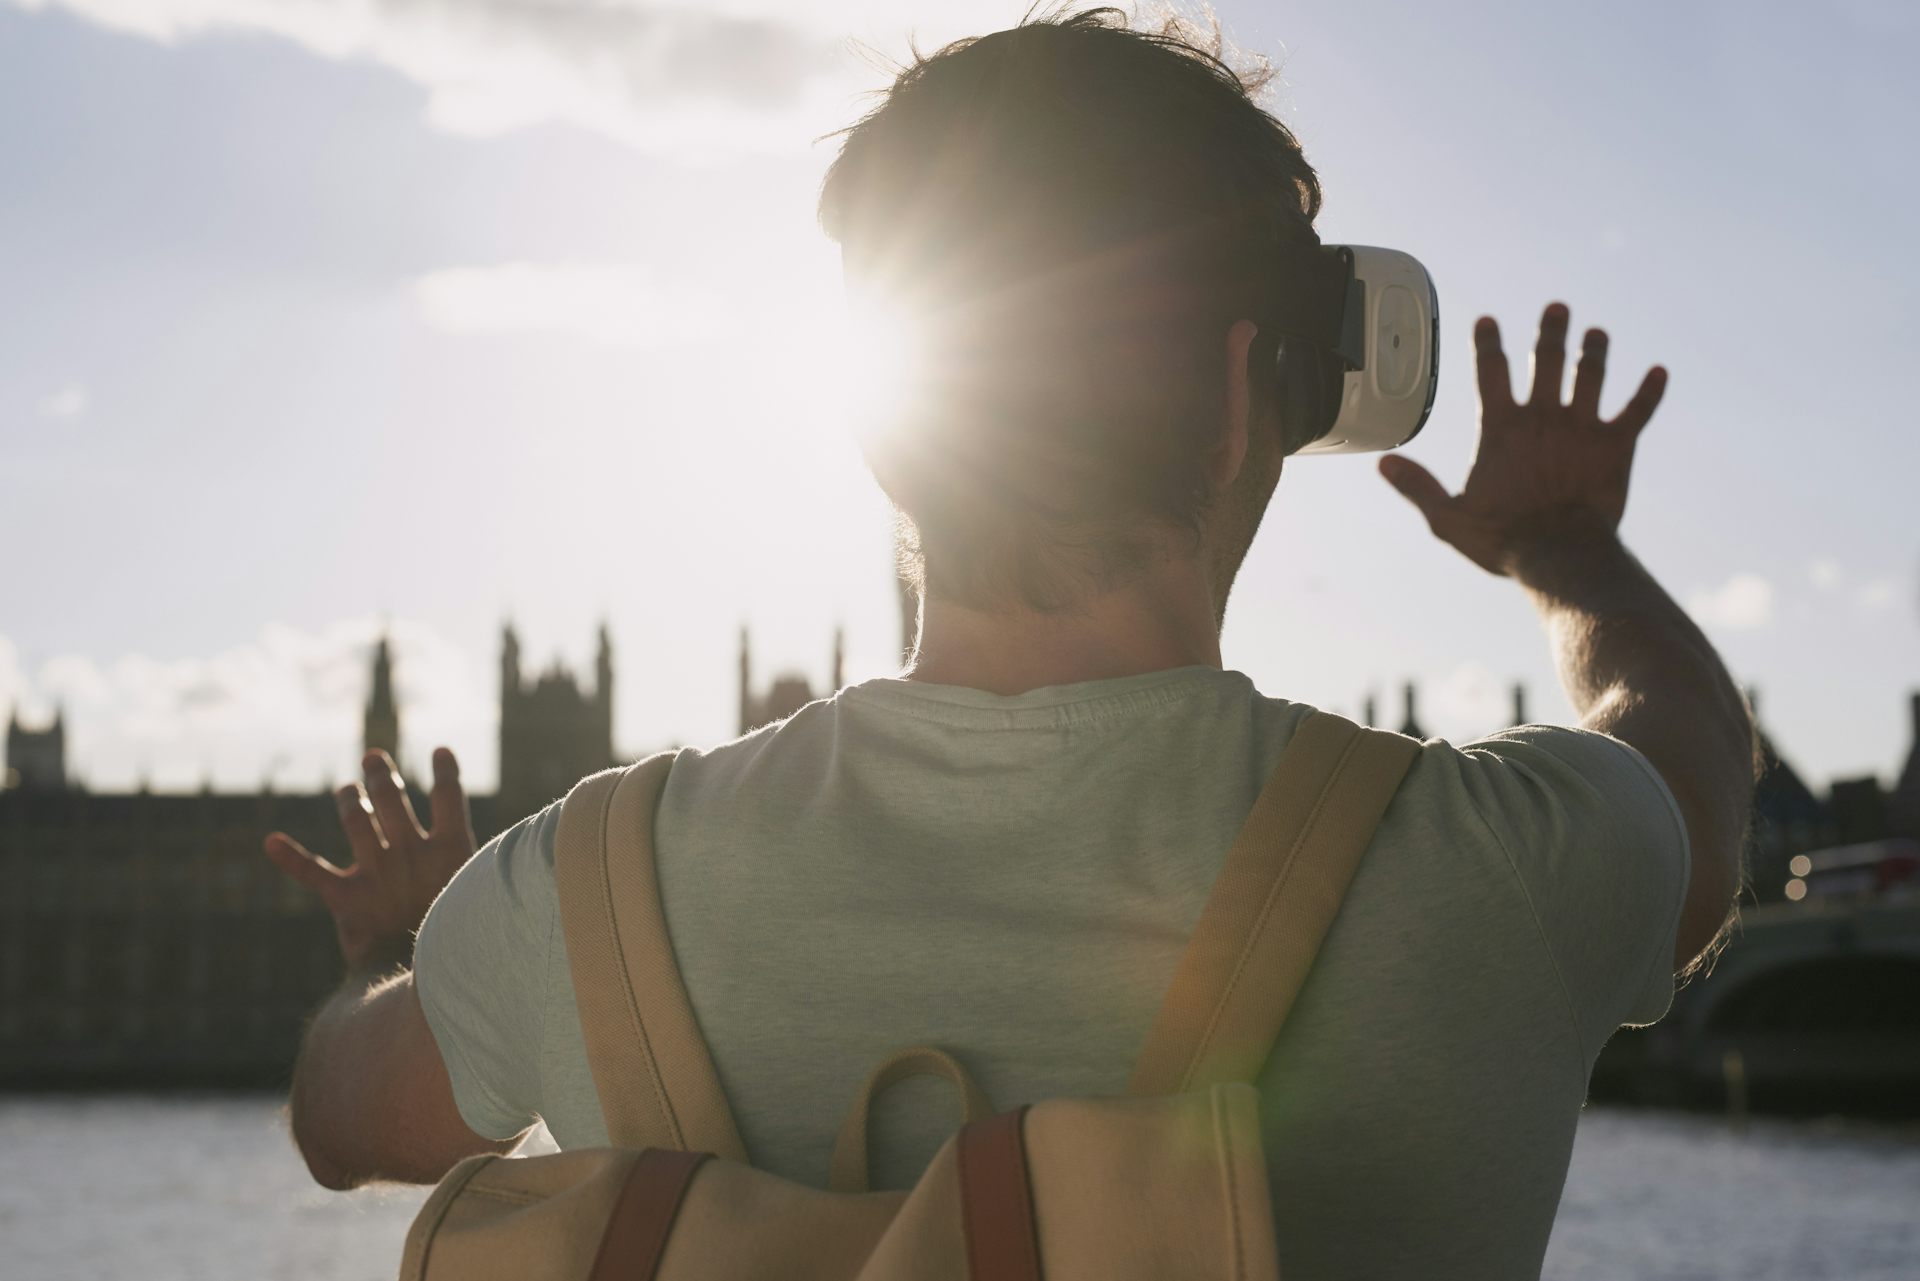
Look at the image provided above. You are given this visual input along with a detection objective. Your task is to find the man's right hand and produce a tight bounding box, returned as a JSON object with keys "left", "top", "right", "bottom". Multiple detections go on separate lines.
{"left": 263, "top": 747, "right": 477, "bottom": 974}
{"left": 1377, "top": 302, "right": 1668, "bottom": 576}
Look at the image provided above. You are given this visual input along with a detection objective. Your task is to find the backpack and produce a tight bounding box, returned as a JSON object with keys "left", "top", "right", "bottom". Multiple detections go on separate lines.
{"left": 399, "top": 709, "right": 1418, "bottom": 1280}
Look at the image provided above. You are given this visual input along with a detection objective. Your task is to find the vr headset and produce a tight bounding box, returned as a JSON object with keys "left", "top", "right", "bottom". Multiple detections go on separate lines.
{"left": 1261, "top": 244, "right": 1439, "bottom": 456}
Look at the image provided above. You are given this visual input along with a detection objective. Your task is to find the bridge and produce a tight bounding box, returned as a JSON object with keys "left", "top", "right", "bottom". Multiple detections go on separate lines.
{"left": 1592, "top": 896, "right": 1920, "bottom": 1114}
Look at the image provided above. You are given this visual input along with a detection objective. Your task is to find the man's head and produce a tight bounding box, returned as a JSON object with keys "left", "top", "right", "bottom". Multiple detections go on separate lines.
{"left": 819, "top": 6, "right": 1323, "bottom": 617}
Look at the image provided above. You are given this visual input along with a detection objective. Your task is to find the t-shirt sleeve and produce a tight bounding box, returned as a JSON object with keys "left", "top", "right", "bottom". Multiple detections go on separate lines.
{"left": 412, "top": 799, "right": 564, "bottom": 1141}
{"left": 1450, "top": 723, "right": 1692, "bottom": 1059}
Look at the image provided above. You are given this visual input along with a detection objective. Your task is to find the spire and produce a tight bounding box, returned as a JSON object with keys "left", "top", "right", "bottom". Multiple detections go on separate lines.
{"left": 596, "top": 622, "right": 616, "bottom": 757}
{"left": 363, "top": 633, "right": 400, "bottom": 765}
{"left": 501, "top": 621, "right": 522, "bottom": 695}
{"left": 596, "top": 620, "right": 614, "bottom": 702}
{"left": 1512, "top": 682, "right": 1527, "bottom": 727}
{"left": 370, "top": 636, "right": 394, "bottom": 704}
{"left": 738, "top": 625, "right": 753, "bottom": 736}
{"left": 831, "top": 626, "right": 846, "bottom": 693}
{"left": 1362, "top": 690, "right": 1377, "bottom": 727}
{"left": 498, "top": 621, "right": 521, "bottom": 785}
{"left": 1398, "top": 681, "right": 1425, "bottom": 739}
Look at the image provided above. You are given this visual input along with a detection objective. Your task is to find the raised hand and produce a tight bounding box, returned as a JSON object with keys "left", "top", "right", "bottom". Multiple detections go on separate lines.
{"left": 263, "top": 747, "right": 477, "bottom": 972}
{"left": 1377, "top": 302, "right": 1668, "bottom": 576}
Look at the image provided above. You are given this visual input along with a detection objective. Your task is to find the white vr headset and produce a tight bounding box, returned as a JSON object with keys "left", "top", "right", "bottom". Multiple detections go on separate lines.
{"left": 1262, "top": 244, "right": 1439, "bottom": 456}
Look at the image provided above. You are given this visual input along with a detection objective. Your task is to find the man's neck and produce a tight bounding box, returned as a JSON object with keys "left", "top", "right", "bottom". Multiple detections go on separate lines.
{"left": 905, "top": 560, "right": 1224, "bottom": 695}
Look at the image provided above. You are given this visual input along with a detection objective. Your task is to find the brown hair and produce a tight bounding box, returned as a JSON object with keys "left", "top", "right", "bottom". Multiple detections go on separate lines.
{"left": 819, "top": 5, "right": 1323, "bottom": 610}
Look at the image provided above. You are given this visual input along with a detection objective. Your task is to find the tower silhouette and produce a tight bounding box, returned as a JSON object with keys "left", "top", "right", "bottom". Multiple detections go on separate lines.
{"left": 498, "top": 622, "right": 617, "bottom": 822}
{"left": 1890, "top": 692, "right": 1920, "bottom": 838}
{"left": 1398, "top": 681, "right": 1426, "bottom": 739}
{"left": 4, "top": 706, "right": 66, "bottom": 790}
{"left": 362, "top": 635, "right": 400, "bottom": 765}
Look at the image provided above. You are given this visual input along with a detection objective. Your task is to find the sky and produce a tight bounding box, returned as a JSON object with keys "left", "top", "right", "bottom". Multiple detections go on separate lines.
{"left": 2, "top": 0, "right": 1915, "bottom": 795}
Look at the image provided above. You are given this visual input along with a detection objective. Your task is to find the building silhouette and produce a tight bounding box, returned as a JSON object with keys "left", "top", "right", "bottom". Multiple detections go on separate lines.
{"left": 497, "top": 623, "right": 617, "bottom": 820}
{"left": 739, "top": 627, "right": 845, "bottom": 736}
{"left": 1744, "top": 688, "right": 1837, "bottom": 901}
{"left": 737, "top": 570, "right": 918, "bottom": 734}
{"left": 1829, "top": 776, "right": 1888, "bottom": 846}
{"left": 0, "top": 613, "right": 885, "bottom": 1086}
{"left": 3, "top": 614, "right": 1916, "bottom": 1085}
{"left": 5, "top": 707, "right": 66, "bottom": 791}
{"left": 1891, "top": 692, "right": 1920, "bottom": 839}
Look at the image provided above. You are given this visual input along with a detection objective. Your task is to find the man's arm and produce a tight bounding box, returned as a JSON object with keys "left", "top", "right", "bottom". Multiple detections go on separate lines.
{"left": 289, "top": 951, "right": 522, "bottom": 1190}
{"left": 1507, "top": 515, "right": 1759, "bottom": 973}
{"left": 1381, "top": 302, "right": 1756, "bottom": 976}
{"left": 266, "top": 747, "right": 519, "bottom": 1188}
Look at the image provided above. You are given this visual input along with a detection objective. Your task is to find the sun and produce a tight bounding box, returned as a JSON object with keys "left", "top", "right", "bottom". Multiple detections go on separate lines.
{"left": 737, "top": 279, "right": 925, "bottom": 458}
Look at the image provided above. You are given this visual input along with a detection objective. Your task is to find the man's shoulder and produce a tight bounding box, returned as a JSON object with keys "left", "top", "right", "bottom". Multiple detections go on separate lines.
{"left": 1425, "top": 721, "right": 1691, "bottom": 1037}
{"left": 1388, "top": 719, "right": 1689, "bottom": 884}
{"left": 662, "top": 692, "right": 841, "bottom": 797}
{"left": 1451, "top": 722, "right": 1687, "bottom": 830}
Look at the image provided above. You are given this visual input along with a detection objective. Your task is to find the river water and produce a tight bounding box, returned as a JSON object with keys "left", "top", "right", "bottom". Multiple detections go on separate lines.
{"left": 1, "top": 1098, "right": 1915, "bottom": 1280}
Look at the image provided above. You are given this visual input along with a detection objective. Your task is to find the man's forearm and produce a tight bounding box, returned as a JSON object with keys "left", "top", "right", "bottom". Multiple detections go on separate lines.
{"left": 284, "top": 937, "right": 516, "bottom": 1191}
{"left": 1506, "top": 511, "right": 1760, "bottom": 969}
{"left": 288, "top": 939, "right": 416, "bottom": 1189}
{"left": 295, "top": 939, "right": 413, "bottom": 1091}
{"left": 1506, "top": 512, "right": 1747, "bottom": 731}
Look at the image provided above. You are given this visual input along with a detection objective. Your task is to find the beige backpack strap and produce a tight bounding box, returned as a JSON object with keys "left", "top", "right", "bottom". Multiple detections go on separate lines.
{"left": 554, "top": 752, "right": 750, "bottom": 1162}
{"left": 1129, "top": 711, "right": 1420, "bottom": 1096}
{"left": 827, "top": 1046, "right": 995, "bottom": 1193}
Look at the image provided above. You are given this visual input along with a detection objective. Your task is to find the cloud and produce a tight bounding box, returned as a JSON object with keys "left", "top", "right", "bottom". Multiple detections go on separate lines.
{"left": 1804, "top": 560, "right": 1909, "bottom": 617}
{"left": 413, "top": 261, "right": 728, "bottom": 348}
{"left": 1687, "top": 572, "right": 1775, "bottom": 630}
{"left": 1856, "top": 576, "right": 1900, "bottom": 614}
{"left": 10, "top": 0, "right": 1021, "bottom": 157}
{"left": 37, "top": 381, "right": 89, "bottom": 419}
{"left": 1, "top": 620, "right": 495, "bottom": 791}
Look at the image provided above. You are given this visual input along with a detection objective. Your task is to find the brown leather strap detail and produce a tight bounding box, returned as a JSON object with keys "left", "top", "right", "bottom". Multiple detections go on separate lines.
{"left": 589, "top": 1149, "right": 711, "bottom": 1281}
{"left": 958, "top": 1108, "right": 1043, "bottom": 1281}
{"left": 829, "top": 1045, "right": 995, "bottom": 1194}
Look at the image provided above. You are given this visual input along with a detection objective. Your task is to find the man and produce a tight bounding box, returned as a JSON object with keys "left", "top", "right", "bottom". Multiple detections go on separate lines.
{"left": 265, "top": 11, "right": 1756, "bottom": 1278}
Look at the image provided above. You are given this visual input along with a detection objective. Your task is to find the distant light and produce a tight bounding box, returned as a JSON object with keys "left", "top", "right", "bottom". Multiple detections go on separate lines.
{"left": 1784, "top": 878, "right": 1807, "bottom": 902}
{"left": 1788, "top": 854, "right": 1812, "bottom": 878}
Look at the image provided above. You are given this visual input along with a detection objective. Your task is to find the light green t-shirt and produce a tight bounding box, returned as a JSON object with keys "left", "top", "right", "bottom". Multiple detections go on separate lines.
{"left": 415, "top": 666, "right": 1688, "bottom": 1281}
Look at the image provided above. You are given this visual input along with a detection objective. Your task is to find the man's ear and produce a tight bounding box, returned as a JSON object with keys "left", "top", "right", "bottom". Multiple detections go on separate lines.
{"left": 1209, "top": 319, "right": 1261, "bottom": 491}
